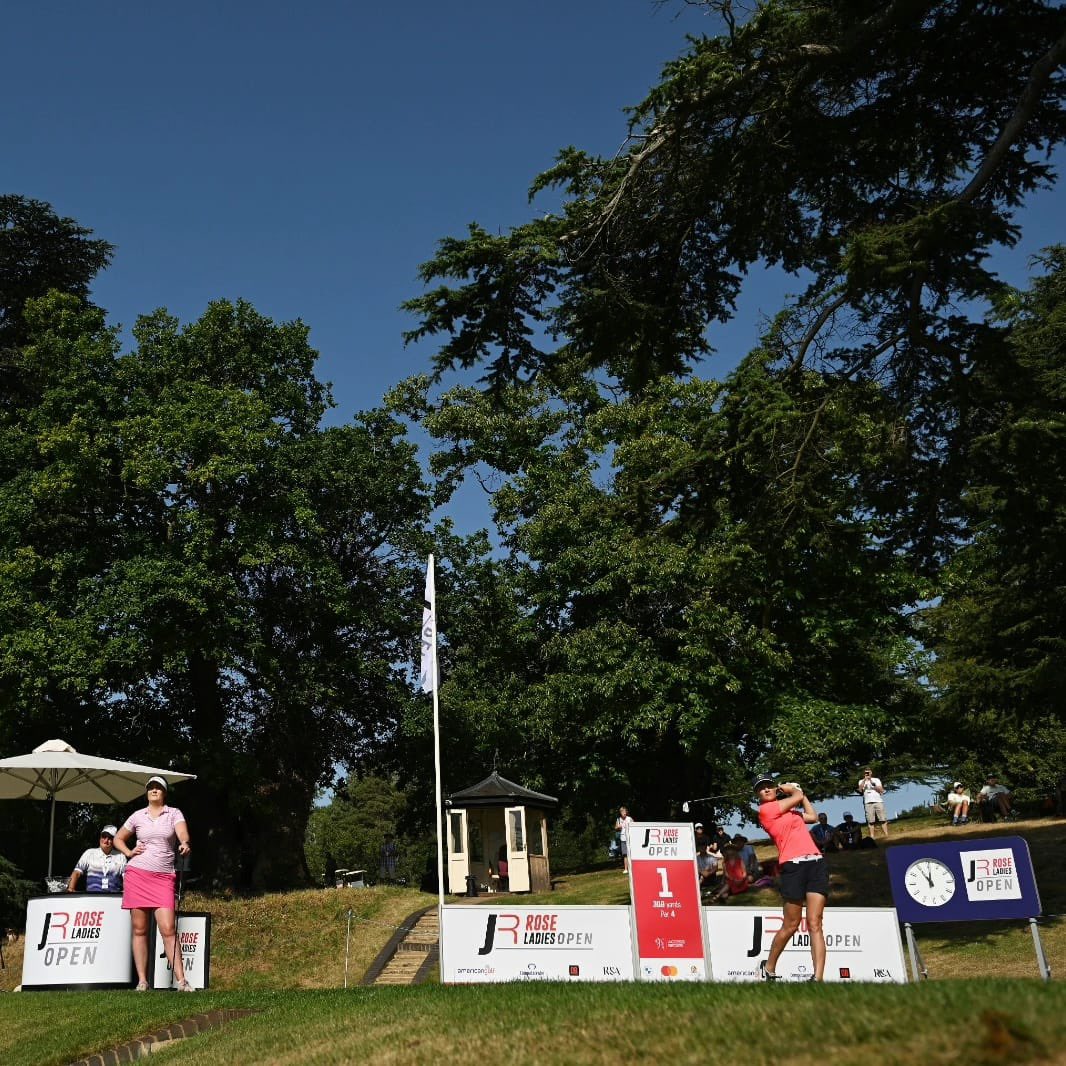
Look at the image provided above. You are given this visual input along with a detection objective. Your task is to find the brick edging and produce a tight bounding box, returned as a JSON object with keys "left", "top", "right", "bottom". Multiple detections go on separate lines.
{"left": 67, "top": 1008, "right": 258, "bottom": 1066}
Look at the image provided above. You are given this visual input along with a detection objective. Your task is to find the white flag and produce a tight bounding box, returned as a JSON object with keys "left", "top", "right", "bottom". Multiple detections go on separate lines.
{"left": 420, "top": 556, "right": 436, "bottom": 693}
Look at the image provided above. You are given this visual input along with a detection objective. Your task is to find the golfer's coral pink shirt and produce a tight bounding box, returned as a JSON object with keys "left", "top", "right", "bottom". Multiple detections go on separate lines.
{"left": 758, "top": 800, "right": 818, "bottom": 864}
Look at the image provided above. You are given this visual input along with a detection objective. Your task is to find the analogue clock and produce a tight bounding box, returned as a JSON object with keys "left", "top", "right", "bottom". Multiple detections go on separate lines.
{"left": 904, "top": 858, "right": 956, "bottom": 906}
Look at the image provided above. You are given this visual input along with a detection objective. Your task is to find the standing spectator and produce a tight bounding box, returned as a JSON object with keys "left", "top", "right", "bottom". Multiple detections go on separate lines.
{"left": 836, "top": 813, "right": 864, "bottom": 849}
{"left": 754, "top": 775, "right": 828, "bottom": 982}
{"left": 67, "top": 825, "right": 127, "bottom": 894}
{"left": 946, "top": 783, "right": 971, "bottom": 826}
{"left": 809, "top": 812, "right": 841, "bottom": 853}
{"left": 615, "top": 806, "right": 634, "bottom": 873}
{"left": 857, "top": 767, "right": 890, "bottom": 838}
{"left": 693, "top": 822, "right": 710, "bottom": 850}
{"left": 379, "top": 836, "right": 399, "bottom": 881}
{"left": 978, "top": 776, "right": 1015, "bottom": 821}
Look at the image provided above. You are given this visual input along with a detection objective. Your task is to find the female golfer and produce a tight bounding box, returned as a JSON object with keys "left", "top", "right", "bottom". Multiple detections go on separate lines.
{"left": 114, "top": 775, "right": 193, "bottom": 991}
{"left": 754, "top": 774, "right": 827, "bottom": 981}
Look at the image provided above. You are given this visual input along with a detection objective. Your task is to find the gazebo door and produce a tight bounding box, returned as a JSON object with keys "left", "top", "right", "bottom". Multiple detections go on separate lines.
{"left": 447, "top": 808, "right": 469, "bottom": 894}
{"left": 505, "top": 805, "right": 530, "bottom": 892}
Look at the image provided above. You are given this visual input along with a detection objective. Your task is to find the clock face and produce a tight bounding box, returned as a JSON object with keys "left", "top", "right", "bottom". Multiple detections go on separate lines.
{"left": 904, "top": 859, "right": 957, "bottom": 906}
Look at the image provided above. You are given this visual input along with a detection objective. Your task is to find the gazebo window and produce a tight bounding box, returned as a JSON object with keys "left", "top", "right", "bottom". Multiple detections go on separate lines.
{"left": 449, "top": 812, "right": 464, "bottom": 854}
{"left": 509, "top": 809, "right": 524, "bottom": 851}
{"left": 469, "top": 819, "right": 484, "bottom": 862}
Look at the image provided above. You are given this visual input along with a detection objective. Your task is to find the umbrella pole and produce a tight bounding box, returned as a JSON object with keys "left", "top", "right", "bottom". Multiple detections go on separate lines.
{"left": 47, "top": 795, "right": 56, "bottom": 880}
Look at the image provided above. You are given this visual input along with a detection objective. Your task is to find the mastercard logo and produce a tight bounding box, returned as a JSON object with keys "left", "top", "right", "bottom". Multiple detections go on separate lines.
{"left": 660, "top": 965, "right": 678, "bottom": 977}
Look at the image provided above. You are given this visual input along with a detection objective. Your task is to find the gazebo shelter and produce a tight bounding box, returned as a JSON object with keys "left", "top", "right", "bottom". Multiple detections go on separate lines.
{"left": 446, "top": 771, "right": 558, "bottom": 894}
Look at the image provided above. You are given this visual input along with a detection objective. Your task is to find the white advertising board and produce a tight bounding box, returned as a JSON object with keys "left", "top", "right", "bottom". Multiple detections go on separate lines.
{"left": 704, "top": 907, "right": 907, "bottom": 983}
{"left": 151, "top": 912, "right": 212, "bottom": 990}
{"left": 441, "top": 906, "right": 634, "bottom": 983}
{"left": 22, "top": 894, "right": 133, "bottom": 990}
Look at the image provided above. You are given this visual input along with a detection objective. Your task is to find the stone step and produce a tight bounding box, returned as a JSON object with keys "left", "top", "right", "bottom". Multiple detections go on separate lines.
{"left": 366, "top": 907, "right": 439, "bottom": 987}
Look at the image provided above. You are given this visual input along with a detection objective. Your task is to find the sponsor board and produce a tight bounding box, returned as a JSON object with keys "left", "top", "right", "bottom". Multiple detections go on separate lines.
{"left": 628, "top": 823, "right": 707, "bottom": 981}
{"left": 22, "top": 894, "right": 134, "bottom": 989}
{"left": 887, "top": 836, "right": 1041, "bottom": 923}
{"left": 151, "top": 912, "right": 212, "bottom": 990}
{"left": 441, "top": 906, "right": 634, "bottom": 982}
{"left": 704, "top": 907, "right": 906, "bottom": 983}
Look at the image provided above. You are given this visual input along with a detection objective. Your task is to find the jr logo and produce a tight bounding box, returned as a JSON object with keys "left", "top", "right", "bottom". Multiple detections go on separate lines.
{"left": 37, "top": 912, "right": 70, "bottom": 951}
{"left": 477, "top": 913, "right": 520, "bottom": 955}
{"left": 746, "top": 914, "right": 813, "bottom": 956}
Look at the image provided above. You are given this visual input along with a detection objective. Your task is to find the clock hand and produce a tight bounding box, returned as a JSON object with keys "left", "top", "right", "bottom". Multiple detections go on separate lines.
{"left": 922, "top": 863, "right": 934, "bottom": 888}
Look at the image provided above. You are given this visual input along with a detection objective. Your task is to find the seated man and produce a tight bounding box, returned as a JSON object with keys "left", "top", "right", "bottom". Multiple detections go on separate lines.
{"left": 67, "top": 824, "right": 126, "bottom": 894}
{"left": 836, "top": 812, "right": 864, "bottom": 850}
{"left": 809, "top": 812, "right": 841, "bottom": 852}
{"left": 696, "top": 842, "right": 719, "bottom": 891}
{"left": 946, "top": 782, "right": 971, "bottom": 825}
{"left": 978, "top": 776, "right": 1015, "bottom": 821}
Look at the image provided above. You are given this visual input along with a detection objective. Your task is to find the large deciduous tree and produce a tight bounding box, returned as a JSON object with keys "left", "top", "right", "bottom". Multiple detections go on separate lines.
{"left": 0, "top": 290, "right": 430, "bottom": 889}
{"left": 397, "top": 1, "right": 1065, "bottom": 820}
{"left": 923, "top": 250, "right": 1066, "bottom": 801}
{"left": 405, "top": 0, "right": 1066, "bottom": 563}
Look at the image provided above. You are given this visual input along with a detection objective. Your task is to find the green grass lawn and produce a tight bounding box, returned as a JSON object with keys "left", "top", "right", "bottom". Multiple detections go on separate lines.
{"left": 3, "top": 982, "right": 1066, "bottom": 1065}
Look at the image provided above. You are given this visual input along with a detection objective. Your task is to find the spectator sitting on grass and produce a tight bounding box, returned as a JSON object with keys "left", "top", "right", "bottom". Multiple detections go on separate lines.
{"left": 946, "top": 782, "right": 971, "bottom": 826}
{"left": 978, "top": 776, "right": 1015, "bottom": 821}
{"left": 697, "top": 842, "right": 719, "bottom": 892}
{"left": 810, "top": 812, "right": 841, "bottom": 853}
{"left": 711, "top": 844, "right": 752, "bottom": 902}
{"left": 732, "top": 834, "right": 761, "bottom": 879}
{"left": 836, "top": 813, "right": 864, "bottom": 849}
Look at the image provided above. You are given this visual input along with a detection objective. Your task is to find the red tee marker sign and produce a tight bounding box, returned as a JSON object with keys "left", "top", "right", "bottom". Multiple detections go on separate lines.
{"left": 626, "top": 822, "right": 707, "bottom": 981}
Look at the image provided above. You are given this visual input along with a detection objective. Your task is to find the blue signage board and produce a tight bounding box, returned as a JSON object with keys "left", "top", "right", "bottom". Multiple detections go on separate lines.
{"left": 886, "top": 835, "right": 1041, "bottom": 924}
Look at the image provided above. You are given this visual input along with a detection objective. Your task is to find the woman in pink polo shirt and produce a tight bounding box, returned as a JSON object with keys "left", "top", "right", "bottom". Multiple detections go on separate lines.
{"left": 114, "top": 775, "right": 193, "bottom": 991}
{"left": 754, "top": 773, "right": 828, "bottom": 982}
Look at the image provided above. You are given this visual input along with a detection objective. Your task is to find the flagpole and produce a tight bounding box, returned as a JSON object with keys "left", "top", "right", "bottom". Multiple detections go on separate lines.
{"left": 424, "top": 555, "right": 446, "bottom": 914}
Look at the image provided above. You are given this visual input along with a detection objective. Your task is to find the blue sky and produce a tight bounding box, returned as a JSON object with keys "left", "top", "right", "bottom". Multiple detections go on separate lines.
{"left": 4, "top": 1, "right": 716, "bottom": 419}
{"left": 5, "top": 1, "right": 1060, "bottom": 467}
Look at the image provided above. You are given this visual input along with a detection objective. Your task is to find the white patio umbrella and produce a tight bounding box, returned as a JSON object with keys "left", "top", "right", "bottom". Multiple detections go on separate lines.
{"left": 0, "top": 739, "right": 196, "bottom": 879}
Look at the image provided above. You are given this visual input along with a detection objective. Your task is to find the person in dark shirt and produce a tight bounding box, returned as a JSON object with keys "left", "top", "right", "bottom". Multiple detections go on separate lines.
{"left": 836, "top": 812, "right": 865, "bottom": 849}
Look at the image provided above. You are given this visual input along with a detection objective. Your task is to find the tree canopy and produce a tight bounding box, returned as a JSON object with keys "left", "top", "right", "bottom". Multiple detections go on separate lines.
{"left": 0, "top": 284, "right": 432, "bottom": 888}
{"left": 398, "top": 0, "right": 1066, "bottom": 823}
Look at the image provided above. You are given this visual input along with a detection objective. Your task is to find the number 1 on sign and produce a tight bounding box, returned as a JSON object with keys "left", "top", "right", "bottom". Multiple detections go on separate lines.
{"left": 656, "top": 867, "right": 674, "bottom": 898}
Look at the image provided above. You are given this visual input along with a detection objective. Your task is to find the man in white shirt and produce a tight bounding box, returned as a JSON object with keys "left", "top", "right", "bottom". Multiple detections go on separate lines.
{"left": 945, "top": 782, "right": 971, "bottom": 825}
{"left": 978, "top": 775, "right": 1015, "bottom": 821}
{"left": 857, "top": 767, "right": 889, "bottom": 838}
{"left": 67, "top": 824, "right": 127, "bottom": 893}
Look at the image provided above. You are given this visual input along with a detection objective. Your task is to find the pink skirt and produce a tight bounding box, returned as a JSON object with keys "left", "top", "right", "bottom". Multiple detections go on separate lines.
{"left": 122, "top": 866, "right": 176, "bottom": 910}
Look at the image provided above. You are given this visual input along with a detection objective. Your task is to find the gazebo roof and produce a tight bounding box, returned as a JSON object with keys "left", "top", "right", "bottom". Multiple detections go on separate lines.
{"left": 448, "top": 770, "right": 558, "bottom": 810}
